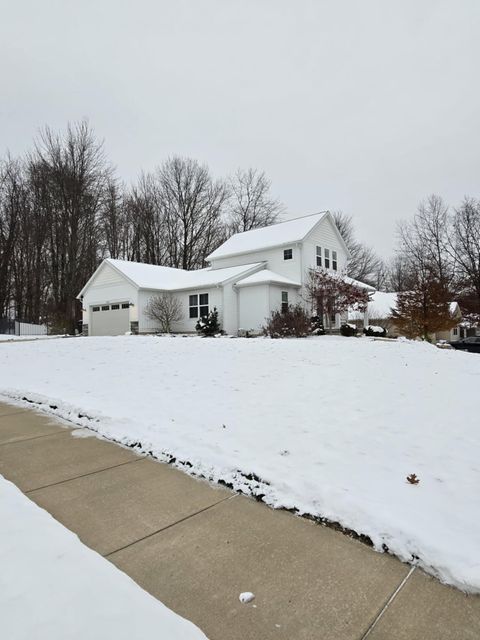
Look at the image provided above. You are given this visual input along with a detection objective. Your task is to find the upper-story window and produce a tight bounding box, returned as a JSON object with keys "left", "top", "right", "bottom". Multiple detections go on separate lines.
{"left": 189, "top": 293, "right": 209, "bottom": 319}
{"left": 281, "top": 291, "right": 289, "bottom": 313}
{"left": 316, "top": 246, "right": 322, "bottom": 267}
{"left": 332, "top": 250, "right": 338, "bottom": 271}
{"left": 324, "top": 248, "right": 330, "bottom": 269}
{"left": 283, "top": 248, "right": 293, "bottom": 260}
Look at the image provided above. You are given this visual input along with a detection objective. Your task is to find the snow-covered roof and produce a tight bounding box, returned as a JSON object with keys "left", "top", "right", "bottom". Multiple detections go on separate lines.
{"left": 349, "top": 291, "right": 462, "bottom": 321}
{"left": 235, "top": 270, "right": 301, "bottom": 288}
{"left": 78, "top": 259, "right": 263, "bottom": 296}
{"left": 206, "top": 212, "right": 331, "bottom": 261}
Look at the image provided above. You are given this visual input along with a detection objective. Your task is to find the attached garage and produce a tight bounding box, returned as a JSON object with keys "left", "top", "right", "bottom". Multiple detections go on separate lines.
{"left": 90, "top": 302, "right": 131, "bottom": 337}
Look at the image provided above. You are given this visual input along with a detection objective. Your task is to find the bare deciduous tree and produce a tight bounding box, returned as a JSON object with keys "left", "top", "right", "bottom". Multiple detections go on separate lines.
{"left": 227, "top": 168, "right": 284, "bottom": 233}
{"left": 332, "top": 211, "right": 383, "bottom": 286}
{"left": 145, "top": 294, "right": 183, "bottom": 333}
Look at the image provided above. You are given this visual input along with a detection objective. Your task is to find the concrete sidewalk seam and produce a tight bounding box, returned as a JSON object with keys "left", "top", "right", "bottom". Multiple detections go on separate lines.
{"left": 360, "top": 565, "right": 416, "bottom": 639}
{"left": 105, "top": 493, "right": 238, "bottom": 559}
{"left": 26, "top": 457, "right": 144, "bottom": 494}
{"left": 0, "top": 430, "right": 71, "bottom": 447}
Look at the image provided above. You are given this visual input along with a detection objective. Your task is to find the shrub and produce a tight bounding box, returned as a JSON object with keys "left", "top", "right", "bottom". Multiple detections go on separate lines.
{"left": 310, "top": 315, "right": 326, "bottom": 335}
{"left": 196, "top": 307, "right": 221, "bottom": 336}
{"left": 263, "top": 304, "right": 311, "bottom": 338}
{"left": 363, "top": 325, "right": 387, "bottom": 337}
{"left": 340, "top": 323, "right": 357, "bottom": 337}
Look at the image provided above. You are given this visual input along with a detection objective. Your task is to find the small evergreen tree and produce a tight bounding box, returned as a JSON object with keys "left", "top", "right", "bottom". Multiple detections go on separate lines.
{"left": 391, "top": 273, "right": 456, "bottom": 340}
{"left": 196, "top": 307, "right": 221, "bottom": 336}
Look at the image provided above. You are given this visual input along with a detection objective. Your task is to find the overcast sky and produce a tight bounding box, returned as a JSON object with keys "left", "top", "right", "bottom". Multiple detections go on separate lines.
{"left": 1, "top": 1, "right": 479, "bottom": 256}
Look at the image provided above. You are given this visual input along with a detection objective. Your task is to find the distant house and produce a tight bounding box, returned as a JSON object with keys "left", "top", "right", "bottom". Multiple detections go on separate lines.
{"left": 350, "top": 291, "right": 464, "bottom": 342}
{"left": 78, "top": 211, "right": 364, "bottom": 336}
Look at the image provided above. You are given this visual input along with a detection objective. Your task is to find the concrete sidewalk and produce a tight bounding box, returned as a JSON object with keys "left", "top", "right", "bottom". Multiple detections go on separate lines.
{"left": 0, "top": 400, "right": 479, "bottom": 640}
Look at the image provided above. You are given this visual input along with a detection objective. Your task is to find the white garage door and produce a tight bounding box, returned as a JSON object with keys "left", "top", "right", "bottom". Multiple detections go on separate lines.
{"left": 90, "top": 303, "right": 130, "bottom": 336}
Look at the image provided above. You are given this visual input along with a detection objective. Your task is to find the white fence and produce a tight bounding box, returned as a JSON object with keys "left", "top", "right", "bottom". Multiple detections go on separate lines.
{"left": 14, "top": 320, "right": 48, "bottom": 336}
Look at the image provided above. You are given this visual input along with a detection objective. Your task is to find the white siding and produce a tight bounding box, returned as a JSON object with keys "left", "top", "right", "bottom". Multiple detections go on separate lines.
{"left": 138, "top": 287, "right": 223, "bottom": 333}
{"left": 302, "top": 216, "right": 348, "bottom": 275}
{"left": 238, "top": 285, "right": 270, "bottom": 332}
{"left": 81, "top": 263, "right": 138, "bottom": 329}
{"left": 268, "top": 285, "right": 301, "bottom": 312}
{"left": 209, "top": 246, "right": 302, "bottom": 282}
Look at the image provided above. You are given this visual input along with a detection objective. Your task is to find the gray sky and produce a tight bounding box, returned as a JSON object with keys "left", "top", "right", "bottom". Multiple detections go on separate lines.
{"left": 1, "top": 0, "right": 479, "bottom": 256}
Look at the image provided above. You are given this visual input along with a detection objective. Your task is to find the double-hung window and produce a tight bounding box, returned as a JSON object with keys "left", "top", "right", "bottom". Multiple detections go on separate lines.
{"left": 189, "top": 293, "right": 209, "bottom": 319}
{"left": 316, "top": 246, "right": 322, "bottom": 267}
{"left": 324, "top": 248, "right": 330, "bottom": 269}
{"left": 283, "top": 248, "right": 293, "bottom": 260}
{"left": 332, "top": 250, "right": 338, "bottom": 271}
{"left": 281, "top": 291, "right": 289, "bottom": 313}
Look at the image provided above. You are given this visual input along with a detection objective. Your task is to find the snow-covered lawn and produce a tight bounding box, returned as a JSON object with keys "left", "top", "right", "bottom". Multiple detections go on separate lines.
{"left": 0, "top": 474, "right": 207, "bottom": 640}
{"left": 0, "top": 335, "right": 479, "bottom": 592}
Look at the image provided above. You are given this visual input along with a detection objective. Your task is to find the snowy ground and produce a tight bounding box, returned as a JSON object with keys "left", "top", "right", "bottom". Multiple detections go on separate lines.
{"left": 0, "top": 474, "right": 207, "bottom": 640}
{"left": 0, "top": 334, "right": 62, "bottom": 342}
{"left": 0, "top": 335, "right": 479, "bottom": 592}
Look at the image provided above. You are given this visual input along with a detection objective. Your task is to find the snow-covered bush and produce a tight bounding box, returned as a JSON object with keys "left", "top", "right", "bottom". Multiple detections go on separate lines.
{"left": 310, "top": 315, "right": 326, "bottom": 335}
{"left": 196, "top": 308, "right": 221, "bottom": 336}
{"left": 263, "top": 304, "right": 311, "bottom": 338}
{"left": 340, "top": 323, "right": 357, "bottom": 337}
{"left": 363, "top": 325, "right": 387, "bottom": 337}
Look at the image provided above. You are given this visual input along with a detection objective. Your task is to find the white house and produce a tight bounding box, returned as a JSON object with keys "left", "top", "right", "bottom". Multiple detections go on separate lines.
{"left": 78, "top": 211, "right": 353, "bottom": 336}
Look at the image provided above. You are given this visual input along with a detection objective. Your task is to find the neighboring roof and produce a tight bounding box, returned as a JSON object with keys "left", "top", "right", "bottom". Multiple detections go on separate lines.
{"left": 349, "top": 292, "right": 462, "bottom": 321}
{"left": 344, "top": 276, "right": 376, "bottom": 292}
{"left": 206, "top": 211, "right": 339, "bottom": 261}
{"left": 78, "top": 259, "right": 263, "bottom": 297}
{"left": 235, "top": 269, "right": 302, "bottom": 288}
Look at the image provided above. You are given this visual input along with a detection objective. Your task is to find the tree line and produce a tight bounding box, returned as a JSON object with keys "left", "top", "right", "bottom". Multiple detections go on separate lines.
{"left": 0, "top": 121, "right": 284, "bottom": 332}
{"left": 1, "top": 120, "right": 478, "bottom": 335}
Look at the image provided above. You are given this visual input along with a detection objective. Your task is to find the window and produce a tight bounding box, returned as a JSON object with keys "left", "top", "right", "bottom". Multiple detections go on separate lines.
{"left": 281, "top": 291, "right": 289, "bottom": 313}
{"left": 189, "top": 293, "right": 209, "bottom": 319}
{"left": 283, "top": 248, "right": 293, "bottom": 260}
{"left": 111, "top": 304, "right": 120, "bottom": 310}
{"left": 324, "top": 248, "right": 330, "bottom": 269}
{"left": 101, "top": 305, "right": 109, "bottom": 311}
{"left": 453, "top": 328, "right": 458, "bottom": 336}
{"left": 316, "top": 246, "right": 322, "bottom": 267}
{"left": 92, "top": 306, "right": 100, "bottom": 312}
{"left": 121, "top": 302, "right": 130, "bottom": 309}
{"left": 189, "top": 295, "right": 198, "bottom": 318}
{"left": 332, "top": 250, "right": 337, "bottom": 271}
{"left": 199, "top": 293, "right": 209, "bottom": 318}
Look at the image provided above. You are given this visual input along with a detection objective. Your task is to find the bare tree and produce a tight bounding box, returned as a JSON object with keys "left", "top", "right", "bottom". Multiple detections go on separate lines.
{"left": 227, "top": 168, "right": 284, "bottom": 233}
{"left": 157, "top": 157, "right": 229, "bottom": 269}
{"left": 399, "top": 195, "right": 455, "bottom": 295}
{"left": 332, "top": 211, "right": 383, "bottom": 286}
{"left": 145, "top": 294, "right": 183, "bottom": 333}
{"left": 450, "top": 197, "right": 480, "bottom": 320}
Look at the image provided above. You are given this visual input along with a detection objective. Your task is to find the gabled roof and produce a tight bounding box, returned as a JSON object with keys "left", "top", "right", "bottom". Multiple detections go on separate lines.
{"left": 235, "top": 269, "right": 301, "bottom": 288}
{"left": 78, "top": 259, "right": 263, "bottom": 297}
{"left": 207, "top": 211, "right": 349, "bottom": 261}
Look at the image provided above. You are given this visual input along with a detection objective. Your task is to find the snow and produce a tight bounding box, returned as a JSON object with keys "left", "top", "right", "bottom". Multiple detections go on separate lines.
{"left": 0, "top": 474, "right": 208, "bottom": 640}
{"left": 206, "top": 212, "right": 328, "bottom": 260}
{"left": 0, "top": 334, "right": 60, "bottom": 342}
{"left": 365, "top": 325, "right": 385, "bottom": 333}
{"left": 85, "top": 258, "right": 263, "bottom": 293}
{"left": 239, "top": 592, "right": 255, "bottom": 604}
{"left": 0, "top": 336, "right": 479, "bottom": 592}
{"left": 235, "top": 269, "right": 301, "bottom": 287}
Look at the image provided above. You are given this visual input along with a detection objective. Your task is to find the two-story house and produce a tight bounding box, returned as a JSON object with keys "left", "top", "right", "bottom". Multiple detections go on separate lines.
{"left": 78, "top": 211, "right": 352, "bottom": 336}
